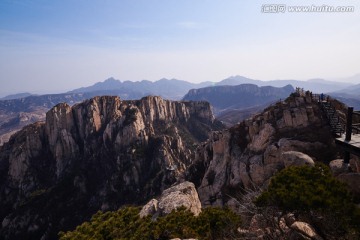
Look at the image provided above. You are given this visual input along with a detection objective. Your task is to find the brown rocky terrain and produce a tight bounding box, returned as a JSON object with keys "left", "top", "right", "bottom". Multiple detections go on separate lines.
{"left": 188, "top": 94, "right": 351, "bottom": 207}
{"left": 1, "top": 93, "right": 359, "bottom": 240}
{"left": 0, "top": 96, "right": 222, "bottom": 239}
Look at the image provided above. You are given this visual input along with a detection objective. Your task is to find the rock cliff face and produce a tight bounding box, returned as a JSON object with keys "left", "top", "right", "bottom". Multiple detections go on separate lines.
{"left": 189, "top": 95, "right": 340, "bottom": 207}
{"left": 0, "top": 96, "right": 220, "bottom": 240}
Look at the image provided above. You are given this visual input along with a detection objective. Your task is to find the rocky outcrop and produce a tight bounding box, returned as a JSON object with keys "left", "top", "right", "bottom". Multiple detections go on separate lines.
{"left": 0, "top": 96, "right": 220, "bottom": 240}
{"left": 140, "top": 181, "right": 202, "bottom": 218}
{"left": 282, "top": 151, "right": 314, "bottom": 167}
{"left": 290, "top": 221, "right": 323, "bottom": 240}
{"left": 140, "top": 199, "right": 159, "bottom": 218}
{"left": 190, "top": 95, "right": 338, "bottom": 207}
{"left": 244, "top": 212, "right": 324, "bottom": 240}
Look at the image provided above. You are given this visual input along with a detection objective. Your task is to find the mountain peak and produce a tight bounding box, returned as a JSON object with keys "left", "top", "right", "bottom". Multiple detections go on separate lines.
{"left": 0, "top": 95, "right": 220, "bottom": 239}
{"left": 0, "top": 92, "right": 33, "bottom": 100}
{"left": 103, "top": 77, "right": 119, "bottom": 82}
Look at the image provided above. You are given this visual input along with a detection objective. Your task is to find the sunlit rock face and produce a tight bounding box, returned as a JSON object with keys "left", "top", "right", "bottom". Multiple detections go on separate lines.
{"left": 140, "top": 181, "right": 202, "bottom": 218}
{"left": 190, "top": 95, "right": 338, "bottom": 207}
{"left": 0, "top": 95, "right": 220, "bottom": 240}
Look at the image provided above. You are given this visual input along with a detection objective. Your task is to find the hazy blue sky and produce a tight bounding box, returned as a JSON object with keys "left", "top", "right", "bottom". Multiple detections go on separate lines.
{"left": 0, "top": 0, "right": 359, "bottom": 96}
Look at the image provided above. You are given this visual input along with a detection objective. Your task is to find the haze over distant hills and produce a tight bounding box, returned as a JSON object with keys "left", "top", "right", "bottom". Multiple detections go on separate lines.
{"left": 69, "top": 77, "right": 212, "bottom": 100}
{"left": 0, "top": 75, "right": 359, "bottom": 145}
{"left": 331, "top": 83, "right": 360, "bottom": 98}
{"left": 1, "top": 75, "right": 356, "bottom": 100}
{"left": 0, "top": 92, "right": 34, "bottom": 100}
{"left": 69, "top": 75, "right": 354, "bottom": 99}
{"left": 183, "top": 84, "right": 294, "bottom": 125}
{"left": 216, "top": 75, "right": 354, "bottom": 93}
{"left": 331, "top": 73, "right": 360, "bottom": 84}
{"left": 328, "top": 83, "right": 360, "bottom": 110}
{"left": 184, "top": 84, "right": 294, "bottom": 112}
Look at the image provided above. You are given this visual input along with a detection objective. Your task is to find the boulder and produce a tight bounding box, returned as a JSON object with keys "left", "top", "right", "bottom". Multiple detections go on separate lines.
{"left": 139, "top": 199, "right": 158, "bottom": 218}
{"left": 140, "top": 181, "right": 202, "bottom": 218}
{"left": 282, "top": 151, "right": 314, "bottom": 167}
{"left": 290, "top": 221, "right": 323, "bottom": 240}
{"left": 329, "top": 159, "right": 348, "bottom": 176}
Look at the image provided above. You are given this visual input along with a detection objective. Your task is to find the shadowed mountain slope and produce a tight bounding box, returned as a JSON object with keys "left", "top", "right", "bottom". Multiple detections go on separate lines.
{"left": 0, "top": 96, "right": 222, "bottom": 239}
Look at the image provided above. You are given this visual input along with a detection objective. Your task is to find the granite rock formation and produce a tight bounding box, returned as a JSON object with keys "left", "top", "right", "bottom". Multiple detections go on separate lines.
{"left": 0, "top": 96, "right": 220, "bottom": 239}
{"left": 140, "top": 181, "right": 202, "bottom": 218}
{"left": 188, "top": 95, "right": 340, "bottom": 207}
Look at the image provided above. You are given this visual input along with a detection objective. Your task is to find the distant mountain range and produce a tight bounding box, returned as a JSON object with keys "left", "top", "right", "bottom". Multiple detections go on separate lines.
{"left": 327, "top": 83, "right": 360, "bottom": 109}
{"left": 215, "top": 75, "right": 354, "bottom": 93}
{"left": 183, "top": 84, "right": 294, "bottom": 116}
{"left": 68, "top": 76, "right": 354, "bottom": 99}
{"left": 183, "top": 84, "right": 294, "bottom": 125}
{"left": 216, "top": 101, "right": 277, "bottom": 126}
{"left": 0, "top": 92, "right": 34, "bottom": 100}
{"left": 331, "top": 83, "right": 360, "bottom": 98}
{"left": 0, "top": 75, "right": 358, "bottom": 145}
{"left": 2, "top": 75, "right": 356, "bottom": 101}
{"left": 69, "top": 77, "right": 212, "bottom": 100}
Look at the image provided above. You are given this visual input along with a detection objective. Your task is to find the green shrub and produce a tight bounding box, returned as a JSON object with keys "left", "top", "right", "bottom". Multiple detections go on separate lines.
{"left": 59, "top": 206, "right": 242, "bottom": 240}
{"left": 196, "top": 207, "right": 242, "bottom": 239}
{"left": 255, "top": 164, "right": 360, "bottom": 238}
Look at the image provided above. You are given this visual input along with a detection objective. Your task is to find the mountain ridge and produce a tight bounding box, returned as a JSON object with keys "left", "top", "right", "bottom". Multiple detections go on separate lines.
{"left": 183, "top": 84, "right": 294, "bottom": 115}
{"left": 216, "top": 75, "right": 354, "bottom": 93}
{"left": 69, "top": 77, "right": 212, "bottom": 100}
{"left": 0, "top": 95, "right": 222, "bottom": 239}
{"left": 0, "top": 76, "right": 356, "bottom": 147}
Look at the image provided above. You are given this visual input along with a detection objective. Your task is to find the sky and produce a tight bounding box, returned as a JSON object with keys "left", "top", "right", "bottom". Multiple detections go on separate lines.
{"left": 0, "top": 0, "right": 360, "bottom": 96}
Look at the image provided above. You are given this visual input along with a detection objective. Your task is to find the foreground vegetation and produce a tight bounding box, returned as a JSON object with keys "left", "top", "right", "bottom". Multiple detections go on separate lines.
{"left": 59, "top": 206, "right": 241, "bottom": 240}
{"left": 60, "top": 164, "right": 360, "bottom": 240}
{"left": 256, "top": 164, "right": 360, "bottom": 239}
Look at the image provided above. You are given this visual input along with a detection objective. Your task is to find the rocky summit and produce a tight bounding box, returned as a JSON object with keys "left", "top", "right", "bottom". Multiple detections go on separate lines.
{"left": 188, "top": 94, "right": 345, "bottom": 207}
{"left": 0, "top": 96, "right": 221, "bottom": 240}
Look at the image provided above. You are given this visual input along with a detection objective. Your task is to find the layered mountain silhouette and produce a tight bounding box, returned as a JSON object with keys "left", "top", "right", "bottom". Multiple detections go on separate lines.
{"left": 69, "top": 77, "right": 212, "bottom": 100}
{"left": 328, "top": 83, "right": 360, "bottom": 109}
{"left": 0, "top": 92, "right": 34, "bottom": 100}
{"left": 183, "top": 84, "right": 294, "bottom": 124}
{"left": 216, "top": 75, "right": 353, "bottom": 93}
{"left": 0, "top": 76, "right": 357, "bottom": 146}
{"left": 183, "top": 84, "right": 294, "bottom": 112}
